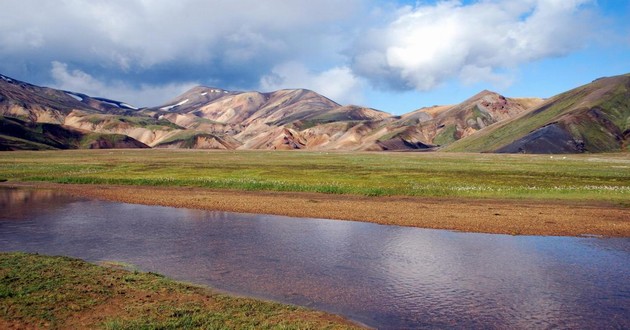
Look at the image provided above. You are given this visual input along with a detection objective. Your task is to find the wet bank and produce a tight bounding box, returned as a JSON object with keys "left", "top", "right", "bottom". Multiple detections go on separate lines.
{"left": 1, "top": 187, "right": 629, "bottom": 328}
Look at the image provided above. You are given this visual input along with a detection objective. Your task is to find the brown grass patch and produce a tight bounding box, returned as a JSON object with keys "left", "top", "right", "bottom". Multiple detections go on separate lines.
{"left": 10, "top": 182, "right": 629, "bottom": 237}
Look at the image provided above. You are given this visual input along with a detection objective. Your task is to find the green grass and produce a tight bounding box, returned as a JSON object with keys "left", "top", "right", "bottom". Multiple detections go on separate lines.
{"left": 0, "top": 149, "right": 628, "bottom": 203}
{"left": 0, "top": 252, "right": 358, "bottom": 329}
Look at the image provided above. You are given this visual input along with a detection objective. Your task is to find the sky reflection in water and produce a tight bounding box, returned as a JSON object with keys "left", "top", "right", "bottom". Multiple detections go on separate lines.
{"left": 1, "top": 188, "right": 628, "bottom": 329}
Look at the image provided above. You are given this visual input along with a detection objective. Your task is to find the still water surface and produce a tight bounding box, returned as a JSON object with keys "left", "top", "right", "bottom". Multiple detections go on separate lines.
{"left": 1, "top": 187, "right": 629, "bottom": 329}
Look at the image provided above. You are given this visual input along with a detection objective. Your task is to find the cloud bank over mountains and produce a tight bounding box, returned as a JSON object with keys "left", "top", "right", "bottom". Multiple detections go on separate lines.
{"left": 0, "top": 0, "right": 607, "bottom": 107}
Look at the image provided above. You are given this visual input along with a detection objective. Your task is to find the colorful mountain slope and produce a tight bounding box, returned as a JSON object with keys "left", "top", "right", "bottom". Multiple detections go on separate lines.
{"left": 445, "top": 74, "right": 630, "bottom": 153}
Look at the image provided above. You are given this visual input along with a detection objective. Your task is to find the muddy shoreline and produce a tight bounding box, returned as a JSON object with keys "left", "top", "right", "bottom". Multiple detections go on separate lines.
{"left": 4, "top": 182, "right": 630, "bottom": 237}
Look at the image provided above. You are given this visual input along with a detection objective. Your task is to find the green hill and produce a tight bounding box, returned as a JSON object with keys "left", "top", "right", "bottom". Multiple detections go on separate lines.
{"left": 0, "top": 116, "right": 149, "bottom": 150}
{"left": 444, "top": 74, "right": 630, "bottom": 153}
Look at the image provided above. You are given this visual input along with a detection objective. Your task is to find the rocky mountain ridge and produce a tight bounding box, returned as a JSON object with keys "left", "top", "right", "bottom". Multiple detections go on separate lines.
{"left": 445, "top": 74, "right": 630, "bottom": 153}
{"left": 2, "top": 72, "right": 627, "bottom": 153}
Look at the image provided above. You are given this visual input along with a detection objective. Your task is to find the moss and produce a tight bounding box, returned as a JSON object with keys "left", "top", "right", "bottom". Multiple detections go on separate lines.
{"left": 79, "top": 133, "right": 123, "bottom": 148}
{"left": 118, "top": 116, "right": 181, "bottom": 130}
{"left": 84, "top": 115, "right": 107, "bottom": 125}
{"left": 597, "top": 84, "right": 630, "bottom": 129}
{"left": 82, "top": 115, "right": 181, "bottom": 131}
{"left": 433, "top": 125, "right": 458, "bottom": 146}
{"left": 155, "top": 131, "right": 230, "bottom": 149}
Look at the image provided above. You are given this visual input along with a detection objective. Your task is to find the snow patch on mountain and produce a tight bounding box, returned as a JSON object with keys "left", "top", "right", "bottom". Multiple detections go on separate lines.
{"left": 65, "top": 92, "right": 83, "bottom": 101}
{"left": 100, "top": 100, "right": 121, "bottom": 107}
{"left": 92, "top": 97, "right": 138, "bottom": 110}
{"left": 160, "top": 99, "right": 189, "bottom": 111}
{"left": 120, "top": 103, "right": 138, "bottom": 110}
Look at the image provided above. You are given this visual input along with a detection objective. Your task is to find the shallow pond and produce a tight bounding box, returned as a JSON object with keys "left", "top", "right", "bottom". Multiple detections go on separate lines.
{"left": 1, "top": 187, "right": 629, "bottom": 329}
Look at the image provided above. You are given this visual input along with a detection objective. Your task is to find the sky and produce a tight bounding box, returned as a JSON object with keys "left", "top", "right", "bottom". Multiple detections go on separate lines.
{"left": 1, "top": 0, "right": 629, "bottom": 115}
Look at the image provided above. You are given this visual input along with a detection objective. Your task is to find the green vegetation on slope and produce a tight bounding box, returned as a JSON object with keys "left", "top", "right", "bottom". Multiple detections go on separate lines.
{"left": 79, "top": 133, "right": 147, "bottom": 149}
{"left": 433, "top": 125, "right": 457, "bottom": 146}
{"left": 0, "top": 116, "right": 83, "bottom": 150}
{"left": 446, "top": 92, "right": 584, "bottom": 152}
{"left": 0, "top": 116, "right": 148, "bottom": 150}
{"left": 153, "top": 131, "right": 228, "bottom": 149}
{"left": 0, "top": 252, "right": 358, "bottom": 329}
{"left": 0, "top": 150, "right": 628, "bottom": 203}
{"left": 0, "top": 134, "right": 56, "bottom": 151}
{"left": 445, "top": 75, "right": 630, "bottom": 153}
{"left": 82, "top": 114, "right": 182, "bottom": 131}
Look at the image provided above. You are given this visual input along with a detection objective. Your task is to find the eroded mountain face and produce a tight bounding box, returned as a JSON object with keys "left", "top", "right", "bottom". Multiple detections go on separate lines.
{"left": 445, "top": 74, "right": 630, "bottom": 154}
{"left": 137, "top": 85, "right": 537, "bottom": 151}
{"left": 13, "top": 71, "right": 627, "bottom": 154}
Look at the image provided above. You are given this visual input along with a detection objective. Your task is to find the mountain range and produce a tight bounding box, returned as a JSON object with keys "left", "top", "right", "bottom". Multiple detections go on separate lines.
{"left": 1, "top": 72, "right": 628, "bottom": 153}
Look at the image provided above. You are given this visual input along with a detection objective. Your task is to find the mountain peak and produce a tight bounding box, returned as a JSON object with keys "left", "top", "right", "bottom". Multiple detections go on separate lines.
{"left": 471, "top": 89, "right": 502, "bottom": 99}
{"left": 2, "top": 71, "right": 627, "bottom": 153}
{"left": 445, "top": 72, "right": 630, "bottom": 153}
{"left": 188, "top": 86, "right": 231, "bottom": 95}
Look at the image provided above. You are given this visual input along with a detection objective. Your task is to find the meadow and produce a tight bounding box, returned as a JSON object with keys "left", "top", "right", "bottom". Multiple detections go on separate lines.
{"left": 0, "top": 149, "right": 628, "bottom": 204}
{"left": 0, "top": 252, "right": 357, "bottom": 329}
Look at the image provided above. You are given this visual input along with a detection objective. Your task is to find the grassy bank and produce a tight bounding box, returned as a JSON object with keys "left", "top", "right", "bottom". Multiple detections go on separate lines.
{"left": 0, "top": 252, "right": 359, "bottom": 329}
{"left": 0, "top": 149, "right": 629, "bottom": 203}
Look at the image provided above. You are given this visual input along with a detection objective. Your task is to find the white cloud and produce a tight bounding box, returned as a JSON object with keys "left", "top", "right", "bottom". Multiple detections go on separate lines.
{"left": 0, "top": 0, "right": 362, "bottom": 70}
{"left": 260, "top": 62, "right": 365, "bottom": 105}
{"left": 50, "top": 61, "right": 197, "bottom": 107}
{"left": 351, "top": 0, "right": 598, "bottom": 91}
{"left": 0, "top": 0, "right": 614, "bottom": 105}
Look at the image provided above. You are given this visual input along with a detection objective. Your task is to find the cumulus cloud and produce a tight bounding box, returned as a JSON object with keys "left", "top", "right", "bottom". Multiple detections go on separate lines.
{"left": 351, "top": 0, "right": 598, "bottom": 91}
{"left": 260, "top": 62, "right": 365, "bottom": 105}
{"left": 0, "top": 0, "right": 363, "bottom": 89}
{"left": 0, "top": 0, "right": 613, "bottom": 106}
{"left": 50, "top": 61, "right": 197, "bottom": 107}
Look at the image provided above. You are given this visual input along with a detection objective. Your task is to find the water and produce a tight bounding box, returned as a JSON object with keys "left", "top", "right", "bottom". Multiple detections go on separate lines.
{"left": 1, "top": 187, "right": 629, "bottom": 329}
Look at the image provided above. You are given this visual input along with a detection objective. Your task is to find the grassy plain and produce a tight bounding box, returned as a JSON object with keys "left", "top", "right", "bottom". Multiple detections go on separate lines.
{"left": 0, "top": 252, "right": 359, "bottom": 329}
{"left": 0, "top": 149, "right": 628, "bottom": 203}
{"left": 1, "top": 151, "right": 629, "bottom": 326}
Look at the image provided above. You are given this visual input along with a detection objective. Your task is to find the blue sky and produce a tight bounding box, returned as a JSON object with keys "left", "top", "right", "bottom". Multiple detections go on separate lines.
{"left": 1, "top": 0, "right": 628, "bottom": 114}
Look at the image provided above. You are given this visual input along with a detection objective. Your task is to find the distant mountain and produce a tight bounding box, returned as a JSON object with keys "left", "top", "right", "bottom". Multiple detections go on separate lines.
{"left": 152, "top": 87, "right": 340, "bottom": 125}
{"left": 1, "top": 71, "right": 626, "bottom": 153}
{"left": 445, "top": 74, "right": 630, "bottom": 153}
{"left": 0, "top": 73, "right": 137, "bottom": 120}
{"left": 370, "top": 90, "right": 541, "bottom": 150}
{"left": 0, "top": 73, "right": 186, "bottom": 149}
{"left": 0, "top": 74, "right": 153, "bottom": 150}
{"left": 145, "top": 86, "right": 396, "bottom": 150}
{"left": 141, "top": 85, "right": 535, "bottom": 151}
